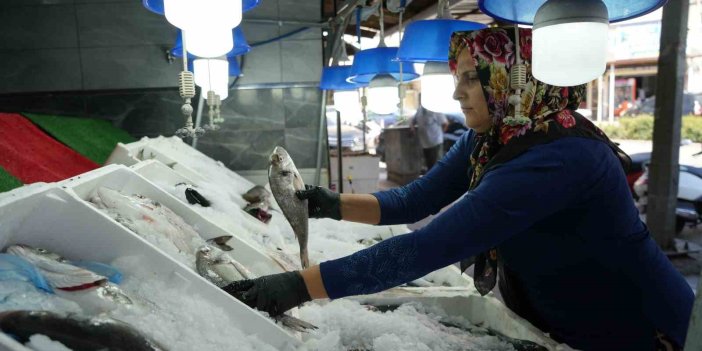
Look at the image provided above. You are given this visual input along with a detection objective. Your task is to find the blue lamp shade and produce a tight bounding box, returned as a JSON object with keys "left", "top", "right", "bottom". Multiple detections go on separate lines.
{"left": 143, "top": 0, "right": 260, "bottom": 14}
{"left": 187, "top": 57, "right": 241, "bottom": 76}
{"left": 171, "top": 28, "right": 251, "bottom": 58}
{"left": 319, "top": 66, "right": 366, "bottom": 91}
{"left": 348, "top": 47, "right": 420, "bottom": 84}
{"left": 478, "top": 0, "right": 667, "bottom": 25}
{"left": 397, "top": 20, "right": 486, "bottom": 63}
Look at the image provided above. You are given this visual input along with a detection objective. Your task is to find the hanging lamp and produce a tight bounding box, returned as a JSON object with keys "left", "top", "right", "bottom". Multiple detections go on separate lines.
{"left": 171, "top": 28, "right": 251, "bottom": 61}
{"left": 162, "top": 0, "right": 242, "bottom": 58}
{"left": 398, "top": 13, "right": 485, "bottom": 113}
{"left": 144, "top": 0, "right": 260, "bottom": 15}
{"left": 320, "top": 66, "right": 366, "bottom": 117}
{"left": 348, "top": 47, "right": 419, "bottom": 84}
{"left": 478, "top": 0, "right": 667, "bottom": 86}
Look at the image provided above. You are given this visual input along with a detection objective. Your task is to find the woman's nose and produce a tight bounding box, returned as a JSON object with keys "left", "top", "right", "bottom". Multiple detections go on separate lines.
{"left": 453, "top": 85, "right": 464, "bottom": 102}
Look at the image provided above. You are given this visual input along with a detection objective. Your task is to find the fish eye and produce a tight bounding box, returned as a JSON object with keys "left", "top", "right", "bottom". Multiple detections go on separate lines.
{"left": 279, "top": 170, "right": 291, "bottom": 177}
{"left": 37, "top": 248, "right": 47, "bottom": 253}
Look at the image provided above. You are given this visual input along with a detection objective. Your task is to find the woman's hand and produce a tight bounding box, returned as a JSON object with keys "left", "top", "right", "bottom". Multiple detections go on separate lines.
{"left": 296, "top": 185, "right": 342, "bottom": 220}
{"left": 223, "top": 271, "right": 312, "bottom": 316}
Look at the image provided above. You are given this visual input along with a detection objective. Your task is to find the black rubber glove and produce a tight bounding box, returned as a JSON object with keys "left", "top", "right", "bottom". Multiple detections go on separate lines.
{"left": 295, "top": 185, "right": 341, "bottom": 220}
{"left": 222, "top": 271, "right": 311, "bottom": 317}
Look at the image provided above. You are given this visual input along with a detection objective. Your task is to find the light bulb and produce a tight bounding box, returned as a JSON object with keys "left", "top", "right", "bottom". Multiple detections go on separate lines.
{"left": 333, "top": 90, "right": 361, "bottom": 116}
{"left": 184, "top": 28, "right": 234, "bottom": 58}
{"left": 164, "top": 0, "right": 242, "bottom": 31}
{"left": 532, "top": 0, "right": 608, "bottom": 86}
{"left": 194, "top": 58, "right": 229, "bottom": 100}
{"left": 368, "top": 74, "right": 399, "bottom": 115}
{"left": 421, "top": 62, "right": 460, "bottom": 114}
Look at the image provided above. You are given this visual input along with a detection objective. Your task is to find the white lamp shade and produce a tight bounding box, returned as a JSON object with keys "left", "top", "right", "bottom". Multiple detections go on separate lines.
{"left": 532, "top": 22, "right": 608, "bottom": 86}
{"left": 333, "top": 90, "right": 361, "bottom": 116}
{"left": 194, "top": 58, "right": 229, "bottom": 100}
{"left": 183, "top": 28, "right": 233, "bottom": 58}
{"left": 420, "top": 62, "right": 460, "bottom": 114}
{"left": 164, "top": 0, "right": 242, "bottom": 30}
{"left": 367, "top": 74, "right": 399, "bottom": 115}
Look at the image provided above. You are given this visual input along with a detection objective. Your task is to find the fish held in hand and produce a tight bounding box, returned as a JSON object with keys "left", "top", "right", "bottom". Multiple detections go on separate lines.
{"left": 268, "top": 146, "right": 309, "bottom": 269}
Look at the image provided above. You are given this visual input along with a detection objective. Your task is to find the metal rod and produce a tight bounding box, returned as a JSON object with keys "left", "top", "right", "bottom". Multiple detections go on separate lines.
{"left": 192, "top": 89, "right": 205, "bottom": 148}
{"left": 314, "top": 91, "right": 328, "bottom": 186}
{"left": 337, "top": 110, "right": 343, "bottom": 193}
{"left": 243, "top": 18, "right": 329, "bottom": 27}
{"left": 597, "top": 75, "right": 603, "bottom": 122}
{"left": 608, "top": 64, "right": 615, "bottom": 123}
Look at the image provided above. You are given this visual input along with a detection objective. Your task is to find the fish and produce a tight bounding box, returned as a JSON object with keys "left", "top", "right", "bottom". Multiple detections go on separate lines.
{"left": 195, "top": 245, "right": 254, "bottom": 288}
{"left": 195, "top": 245, "right": 317, "bottom": 332}
{"left": 242, "top": 185, "right": 272, "bottom": 206}
{"left": 0, "top": 310, "right": 165, "bottom": 351}
{"left": 5, "top": 244, "right": 133, "bottom": 311}
{"left": 92, "top": 187, "right": 202, "bottom": 255}
{"left": 185, "top": 188, "right": 211, "bottom": 207}
{"left": 244, "top": 202, "right": 272, "bottom": 223}
{"left": 268, "top": 146, "right": 309, "bottom": 269}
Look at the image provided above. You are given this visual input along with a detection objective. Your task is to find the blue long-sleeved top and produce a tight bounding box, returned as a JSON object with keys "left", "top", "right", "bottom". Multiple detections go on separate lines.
{"left": 319, "top": 131, "right": 694, "bottom": 350}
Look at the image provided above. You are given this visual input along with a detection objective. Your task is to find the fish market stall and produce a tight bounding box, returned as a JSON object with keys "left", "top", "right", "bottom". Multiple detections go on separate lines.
{"left": 0, "top": 185, "right": 298, "bottom": 351}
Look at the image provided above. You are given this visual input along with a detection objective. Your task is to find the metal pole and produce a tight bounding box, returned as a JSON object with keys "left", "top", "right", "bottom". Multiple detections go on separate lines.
{"left": 586, "top": 81, "right": 593, "bottom": 118}
{"left": 597, "top": 75, "right": 604, "bottom": 122}
{"left": 336, "top": 110, "right": 343, "bottom": 193}
{"left": 686, "top": 273, "right": 702, "bottom": 349}
{"left": 648, "top": 0, "right": 690, "bottom": 251}
{"left": 192, "top": 89, "right": 205, "bottom": 148}
{"left": 608, "top": 64, "right": 615, "bottom": 123}
{"left": 314, "top": 91, "right": 328, "bottom": 186}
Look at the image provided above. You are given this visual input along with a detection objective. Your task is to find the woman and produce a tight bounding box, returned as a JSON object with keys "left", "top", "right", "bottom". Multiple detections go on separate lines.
{"left": 227, "top": 28, "right": 694, "bottom": 350}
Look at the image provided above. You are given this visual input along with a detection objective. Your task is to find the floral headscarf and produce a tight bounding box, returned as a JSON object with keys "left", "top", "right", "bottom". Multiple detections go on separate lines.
{"left": 448, "top": 27, "right": 630, "bottom": 296}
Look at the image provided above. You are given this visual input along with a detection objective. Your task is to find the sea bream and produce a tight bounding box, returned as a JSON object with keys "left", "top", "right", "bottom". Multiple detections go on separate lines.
{"left": 195, "top": 244, "right": 317, "bottom": 332}
{"left": 0, "top": 310, "right": 165, "bottom": 351}
{"left": 5, "top": 244, "right": 133, "bottom": 313}
{"left": 268, "top": 146, "right": 309, "bottom": 269}
{"left": 92, "top": 187, "right": 202, "bottom": 255}
{"left": 195, "top": 245, "right": 254, "bottom": 288}
{"left": 242, "top": 185, "right": 272, "bottom": 207}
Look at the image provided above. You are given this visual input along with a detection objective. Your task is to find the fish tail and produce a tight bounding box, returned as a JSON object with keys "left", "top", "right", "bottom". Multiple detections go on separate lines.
{"left": 300, "top": 248, "right": 310, "bottom": 269}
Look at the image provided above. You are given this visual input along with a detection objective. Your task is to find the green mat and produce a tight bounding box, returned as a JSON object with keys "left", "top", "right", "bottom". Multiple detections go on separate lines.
{"left": 0, "top": 166, "right": 22, "bottom": 193}
{"left": 23, "top": 113, "right": 135, "bottom": 165}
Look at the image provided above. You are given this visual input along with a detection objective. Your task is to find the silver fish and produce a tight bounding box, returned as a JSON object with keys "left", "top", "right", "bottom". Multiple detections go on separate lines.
{"left": 93, "top": 187, "right": 202, "bottom": 255}
{"left": 195, "top": 245, "right": 317, "bottom": 332}
{"left": 242, "top": 185, "right": 272, "bottom": 206}
{"left": 268, "top": 146, "right": 309, "bottom": 269}
{"left": 0, "top": 310, "right": 165, "bottom": 351}
{"left": 6, "top": 244, "right": 133, "bottom": 309}
{"left": 195, "top": 245, "right": 254, "bottom": 288}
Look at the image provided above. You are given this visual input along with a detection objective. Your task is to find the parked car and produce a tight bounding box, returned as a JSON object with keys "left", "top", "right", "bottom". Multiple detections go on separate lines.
{"left": 326, "top": 108, "right": 378, "bottom": 152}
{"left": 621, "top": 93, "right": 702, "bottom": 117}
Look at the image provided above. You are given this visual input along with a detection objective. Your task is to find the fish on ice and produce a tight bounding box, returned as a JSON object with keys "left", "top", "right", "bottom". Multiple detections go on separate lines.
{"left": 268, "top": 146, "right": 310, "bottom": 269}
{"left": 195, "top": 244, "right": 317, "bottom": 332}
{"left": 242, "top": 185, "right": 272, "bottom": 207}
{"left": 5, "top": 244, "right": 133, "bottom": 312}
{"left": 0, "top": 310, "right": 165, "bottom": 351}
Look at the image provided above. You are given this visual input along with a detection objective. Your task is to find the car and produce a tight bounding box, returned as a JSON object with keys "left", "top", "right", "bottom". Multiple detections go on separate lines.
{"left": 622, "top": 93, "right": 701, "bottom": 117}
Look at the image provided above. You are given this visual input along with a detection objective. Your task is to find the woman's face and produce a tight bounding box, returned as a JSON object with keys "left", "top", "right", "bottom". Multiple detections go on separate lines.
{"left": 452, "top": 49, "right": 491, "bottom": 133}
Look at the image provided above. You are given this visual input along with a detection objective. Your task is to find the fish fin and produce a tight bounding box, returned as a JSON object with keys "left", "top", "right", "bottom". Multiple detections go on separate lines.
{"left": 277, "top": 314, "right": 318, "bottom": 332}
{"left": 292, "top": 172, "right": 305, "bottom": 192}
{"left": 207, "top": 236, "right": 234, "bottom": 251}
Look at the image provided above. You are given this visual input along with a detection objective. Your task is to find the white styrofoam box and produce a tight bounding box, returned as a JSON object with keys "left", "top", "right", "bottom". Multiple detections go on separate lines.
{"left": 59, "top": 164, "right": 286, "bottom": 277}
{"left": 0, "top": 187, "right": 298, "bottom": 350}
{"left": 330, "top": 178, "right": 379, "bottom": 194}
{"left": 329, "top": 154, "right": 381, "bottom": 181}
{"left": 104, "top": 142, "right": 141, "bottom": 167}
{"left": 352, "top": 287, "right": 569, "bottom": 350}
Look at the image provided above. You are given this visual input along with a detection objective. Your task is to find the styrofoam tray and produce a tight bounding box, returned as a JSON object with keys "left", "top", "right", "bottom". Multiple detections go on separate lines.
{"left": 60, "top": 164, "right": 287, "bottom": 276}
{"left": 0, "top": 186, "right": 298, "bottom": 350}
{"left": 351, "top": 287, "right": 571, "bottom": 350}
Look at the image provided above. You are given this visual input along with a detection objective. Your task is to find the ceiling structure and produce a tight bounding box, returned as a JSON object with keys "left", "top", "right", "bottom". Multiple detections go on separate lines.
{"left": 322, "top": 0, "right": 496, "bottom": 39}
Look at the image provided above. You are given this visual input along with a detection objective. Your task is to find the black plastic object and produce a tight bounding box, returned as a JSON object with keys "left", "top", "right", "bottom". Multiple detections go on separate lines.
{"left": 185, "top": 188, "right": 211, "bottom": 207}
